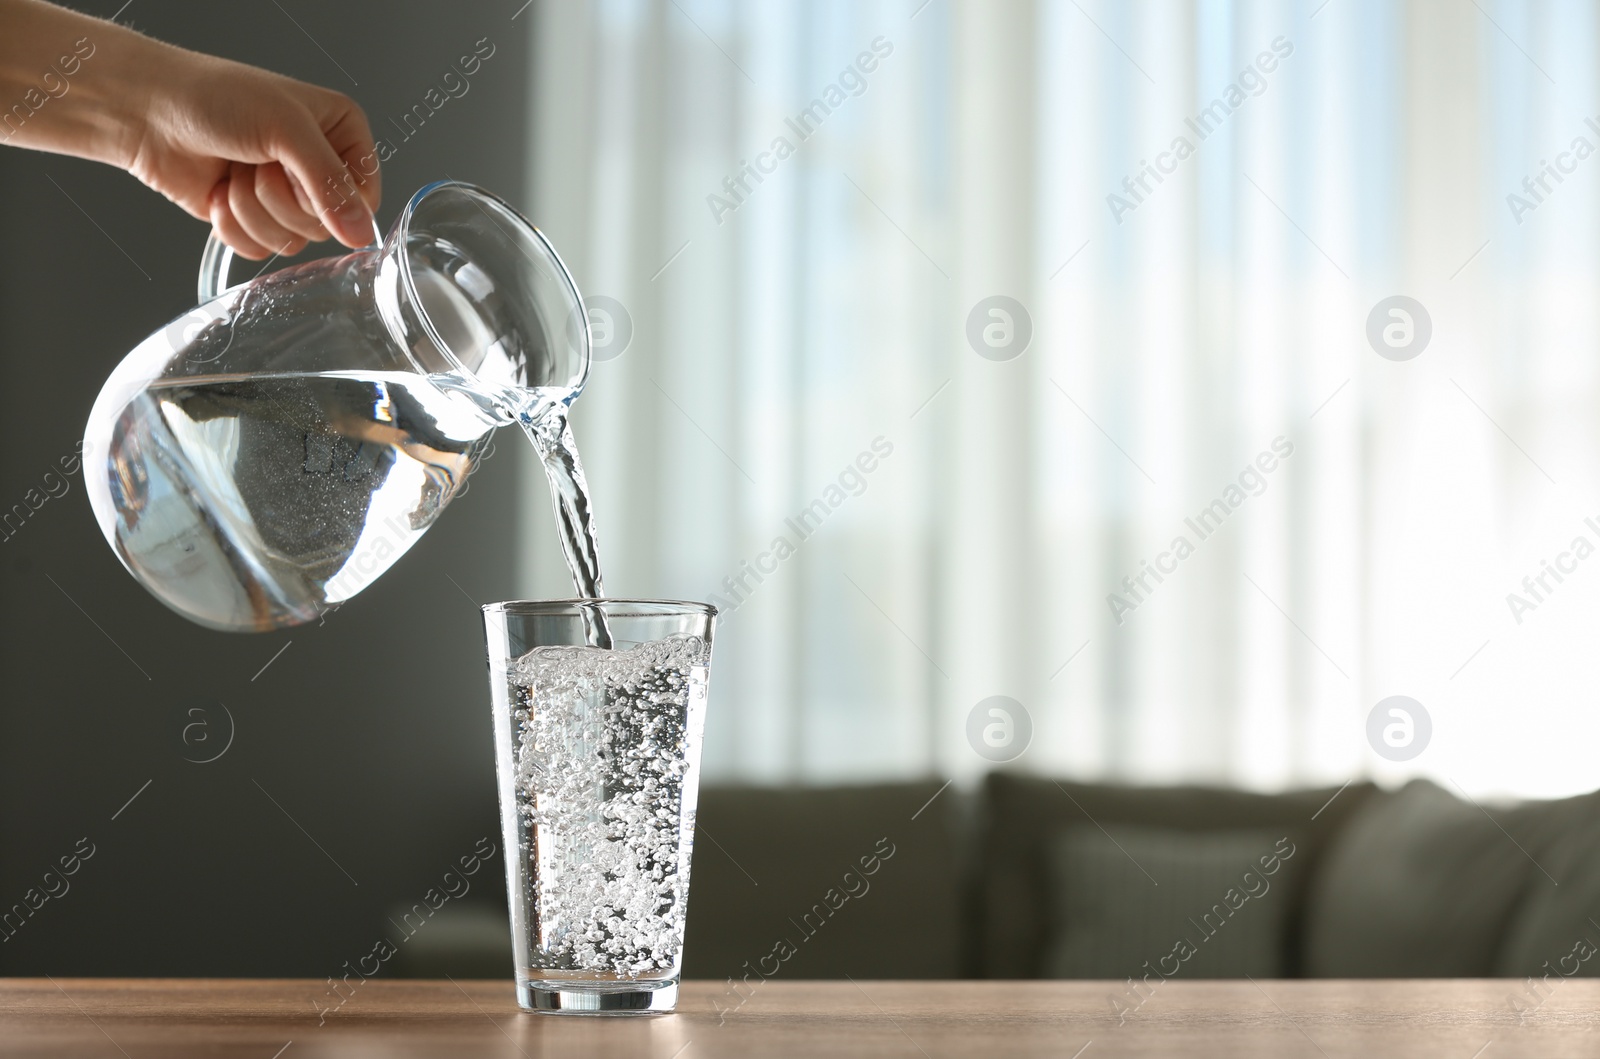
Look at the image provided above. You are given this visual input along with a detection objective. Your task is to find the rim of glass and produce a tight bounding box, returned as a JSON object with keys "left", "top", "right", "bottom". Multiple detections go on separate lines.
{"left": 481, "top": 599, "right": 718, "bottom": 619}
{"left": 396, "top": 179, "right": 590, "bottom": 394}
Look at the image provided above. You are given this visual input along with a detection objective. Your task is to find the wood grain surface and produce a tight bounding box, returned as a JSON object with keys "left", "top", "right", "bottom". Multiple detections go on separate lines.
{"left": 0, "top": 978, "right": 1593, "bottom": 1057}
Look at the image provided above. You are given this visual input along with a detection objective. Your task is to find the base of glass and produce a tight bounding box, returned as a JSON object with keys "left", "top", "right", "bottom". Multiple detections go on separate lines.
{"left": 517, "top": 977, "right": 679, "bottom": 1014}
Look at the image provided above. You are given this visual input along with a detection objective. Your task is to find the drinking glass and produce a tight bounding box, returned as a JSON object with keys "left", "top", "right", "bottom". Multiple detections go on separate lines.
{"left": 481, "top": 599, "right": 716, "bottom": 1013}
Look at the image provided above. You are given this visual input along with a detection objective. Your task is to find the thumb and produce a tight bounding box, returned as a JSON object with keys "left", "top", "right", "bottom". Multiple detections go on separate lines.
{"left": 271, "top": 113, "right": 376, "bottom": 248}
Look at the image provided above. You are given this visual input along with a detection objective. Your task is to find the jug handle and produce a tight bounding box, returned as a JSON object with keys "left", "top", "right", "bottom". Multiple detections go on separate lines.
{"left": 197, "top": 220, "right": 385, "bottom": 304}
{"left": 196, "top": 234, "right": 235, "bottom": 304}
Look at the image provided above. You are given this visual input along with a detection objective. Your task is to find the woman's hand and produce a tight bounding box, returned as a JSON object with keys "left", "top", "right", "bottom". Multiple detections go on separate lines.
{"left": 0, "top": 0, "right": 381, "bottom": 259}
{"left": 129, "top": 53, "right": 382, "bottom": 259}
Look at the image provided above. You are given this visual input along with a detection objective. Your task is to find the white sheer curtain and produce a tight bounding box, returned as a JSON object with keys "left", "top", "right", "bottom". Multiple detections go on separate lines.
{"left": 522, "top": 0, "right": 1600, "bottom": 798}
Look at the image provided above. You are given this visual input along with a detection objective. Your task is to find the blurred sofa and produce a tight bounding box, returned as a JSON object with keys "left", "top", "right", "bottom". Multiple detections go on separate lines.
{"left": 404, "top": 774, "right": 1600, "bottom": 980}
{"left": 682, "top": 774, "right": 1600, "bottom": 980}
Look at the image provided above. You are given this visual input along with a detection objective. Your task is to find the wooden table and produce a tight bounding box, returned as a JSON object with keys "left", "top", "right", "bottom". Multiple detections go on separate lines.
{"left": 1, "top": 978, "right": 1593, "bottom": 1057}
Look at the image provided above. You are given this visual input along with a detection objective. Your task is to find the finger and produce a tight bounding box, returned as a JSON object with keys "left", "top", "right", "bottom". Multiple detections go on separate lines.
{"left": 273, "top": 235, "right": 308, "bottom": 258}
{"left": 269, "top": 103, "right": 375, "bottom": 249}
{"left": 322, "top": 102, "right": 382, "bottom": 215}
{"left": 256, "top": 162, "right": 331, "bottom": 242}
{"left": 209, "top": 182, "right": 272, "bottom": 260}
{"left": 228, "top": 162, "right": 306, "bottom": 256}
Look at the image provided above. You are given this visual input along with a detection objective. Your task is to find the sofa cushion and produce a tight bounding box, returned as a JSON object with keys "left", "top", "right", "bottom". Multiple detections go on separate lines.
{"left": 1043, "top": 825, "right": 1303, "bottom": 978}
{"left": 976, "top": 773, "right": 1375, "bottom": 977}
{"left": 1304, "top": 779, "right": 1551, "bottom": 976}
{"left": 682, "top": 781, "right": 963, "bottom": 981}
{"left": 1492, "top": 790, "right": 1600, "bottom": 978}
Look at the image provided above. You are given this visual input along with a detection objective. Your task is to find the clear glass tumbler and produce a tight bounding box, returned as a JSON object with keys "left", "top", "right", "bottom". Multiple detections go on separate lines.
{"left": 481, "top": 599, "right": 716, "bottom": 1013}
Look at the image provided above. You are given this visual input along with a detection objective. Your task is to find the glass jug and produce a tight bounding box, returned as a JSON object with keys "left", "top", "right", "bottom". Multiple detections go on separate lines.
{"left": 82, "top": 180, "right": 589, "bottom": 633}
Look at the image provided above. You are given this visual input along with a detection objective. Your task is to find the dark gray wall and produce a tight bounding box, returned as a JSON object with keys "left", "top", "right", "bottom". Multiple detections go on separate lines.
{"left": 0, "top": 0, "right": 530, "bottom": 975}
